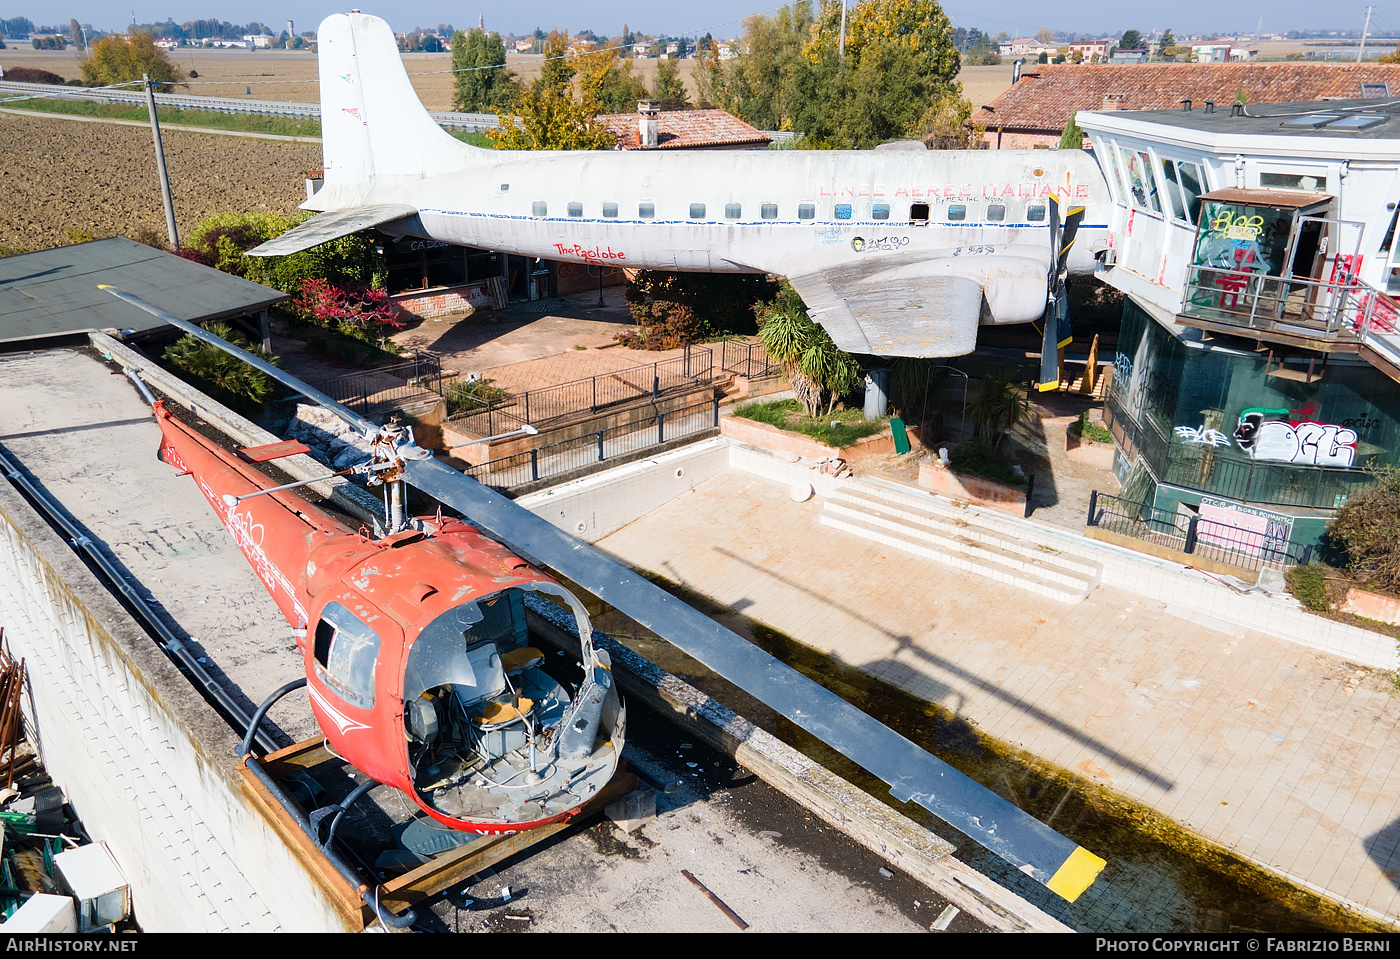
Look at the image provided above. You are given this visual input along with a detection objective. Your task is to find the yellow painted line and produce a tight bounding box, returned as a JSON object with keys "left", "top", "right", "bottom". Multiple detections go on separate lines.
{"left": 1046, "top": 846, "right": 1107, "bottom": 902}
{"left": 1057, "top": 336, "right": 1073, "bottom": 349}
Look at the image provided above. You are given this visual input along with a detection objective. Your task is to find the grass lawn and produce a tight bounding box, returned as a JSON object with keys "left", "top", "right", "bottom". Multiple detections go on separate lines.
{"left": 4, "top": 97, "right": 323, "bottom": 137}
{"left": 734, "top": 398, "right": 886, "bottom": 448}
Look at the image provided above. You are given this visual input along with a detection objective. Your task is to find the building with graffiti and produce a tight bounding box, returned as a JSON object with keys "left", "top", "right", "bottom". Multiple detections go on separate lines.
{"left": 1078, "top": 98, "right": 1400, "bottom": 552}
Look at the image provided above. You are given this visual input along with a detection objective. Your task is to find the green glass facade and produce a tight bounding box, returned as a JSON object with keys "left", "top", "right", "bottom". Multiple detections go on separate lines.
{"left": 1104, "top": 301, "right": 1400, "bottom": 545}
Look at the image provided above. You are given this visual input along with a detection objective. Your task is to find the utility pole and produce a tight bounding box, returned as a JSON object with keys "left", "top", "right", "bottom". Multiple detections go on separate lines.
{"left": 143, "top": 73, "right": 179, "bottom": 249}
{"left": 839, "top": 0, "right": 847, "bottom": 63}
{"left": 1359, "top": 5, "right": 1374, "bottom": 63}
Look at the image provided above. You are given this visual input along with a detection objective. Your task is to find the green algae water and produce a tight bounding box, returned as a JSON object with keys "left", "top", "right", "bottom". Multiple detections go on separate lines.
{"left": 578, "top": 575, "right": 1392, "bottom": 934}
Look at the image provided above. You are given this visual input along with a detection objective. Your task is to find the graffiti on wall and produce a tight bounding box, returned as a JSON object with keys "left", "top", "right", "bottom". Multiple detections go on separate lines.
{"left": 1176, "top": 405, "right": 1359, "bottom": 468}
{"left": 1233, "top": 407, "right": 1358, "bottom": 467}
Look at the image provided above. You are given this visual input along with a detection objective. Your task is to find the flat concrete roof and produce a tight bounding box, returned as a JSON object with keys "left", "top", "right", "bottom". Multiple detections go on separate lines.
{"left": 0, "top": 237, "right": 287, "bottom": 346}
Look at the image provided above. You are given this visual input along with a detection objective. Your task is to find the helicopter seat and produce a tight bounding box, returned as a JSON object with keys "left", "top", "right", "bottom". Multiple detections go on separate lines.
{"left": 473, "top": 697, "right": 535, "bottom": 729}
{"left": 500, "top": 646, "right": 545, "bottom": 675}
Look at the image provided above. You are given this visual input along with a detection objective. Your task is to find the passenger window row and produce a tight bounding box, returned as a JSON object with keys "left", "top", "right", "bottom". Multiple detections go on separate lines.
{"left": 531, "top": 200, "right": 1049, "bottom": 222}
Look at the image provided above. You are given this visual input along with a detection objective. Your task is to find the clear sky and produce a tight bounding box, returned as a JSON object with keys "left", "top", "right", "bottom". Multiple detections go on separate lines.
{"left": 9, "top": 1, "right": 1385, "bottom": 40}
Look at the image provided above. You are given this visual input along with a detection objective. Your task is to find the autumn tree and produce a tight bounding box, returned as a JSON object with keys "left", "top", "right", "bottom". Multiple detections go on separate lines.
{"left": 81, "top": 32, "right": 185, "bottom": 90}
{"left": 705, "top": 0, "right": 968, "bottom": 149}
{"left": 575, "top": 41, "right": 649, "bottom": 114}
{"left": 1036, "top": 27, "right": 1055, "bottom": 45}
{"left": 488, "top": 29, "right": 614, "bottom": 150}
{"left": 651, "top": 57, "right": 689, "bottom": 109}
{"left": 451, "top": 28, "right": 516, "bottom": 112}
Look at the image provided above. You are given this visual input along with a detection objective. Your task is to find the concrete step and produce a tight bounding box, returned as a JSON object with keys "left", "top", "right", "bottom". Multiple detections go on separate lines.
{"left": 818, "top": 483, "right": 1101, "bottom": 604}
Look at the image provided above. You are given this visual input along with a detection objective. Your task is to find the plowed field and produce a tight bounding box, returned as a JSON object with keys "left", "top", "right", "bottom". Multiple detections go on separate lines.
{"left": 0, "top": 111, "right": 317, "bottom": 252}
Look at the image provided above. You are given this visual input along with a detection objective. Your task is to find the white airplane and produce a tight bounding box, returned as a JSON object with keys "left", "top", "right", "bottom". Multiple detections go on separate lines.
{"left": 252, "top": 13, "right": 1111, "bottom": 379}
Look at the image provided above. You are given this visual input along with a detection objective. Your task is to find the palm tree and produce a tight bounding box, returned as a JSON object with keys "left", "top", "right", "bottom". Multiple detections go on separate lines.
{"left": 755, "top": 282, "right": 860, "bottom": 416}
{"left": 969, "top": 367, "right": 1030, "bottom": 449}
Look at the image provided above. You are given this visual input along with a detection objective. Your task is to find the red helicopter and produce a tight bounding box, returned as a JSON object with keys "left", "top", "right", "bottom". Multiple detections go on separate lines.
{"left": 106, "top": 291, "right": 622, "bottom": 838}
{"left": 103, "top": 287, "right": 1105, "bottom": 911}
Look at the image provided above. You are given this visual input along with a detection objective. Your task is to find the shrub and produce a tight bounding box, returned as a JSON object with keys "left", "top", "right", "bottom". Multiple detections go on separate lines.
{"left": 618, "top": 270, "right": 773, "bottom": 350}
{"left": 3, "top": 67, "right": 66, "bottom": 84}
{"left": 754, "top": 280, "right": 860, "bottom": 417}
{"left": 1071, "top": 410, "right": 1113, "bottom": 444}
{"left": 292, "top": 278, "right": 405, "bottom": 342}
{"left": 181, "top": 212, "right": 387, "bottom": 294}
{"left": 1325, "top": 467, "right": 1400, "bottom": 593}
{"left": 445, "top": 378, "right": 509, "bottom": 415}
{"left": 163, "top": 322, "right": 278, "bottom": 403}
{"left": 1285, "top": 564, "right": 1330, "bottom": 612}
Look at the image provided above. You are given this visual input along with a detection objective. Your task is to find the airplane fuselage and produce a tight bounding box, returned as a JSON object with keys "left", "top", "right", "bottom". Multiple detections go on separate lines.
{"left": 316, "top": 148, "right": 1110, "bottom": 327}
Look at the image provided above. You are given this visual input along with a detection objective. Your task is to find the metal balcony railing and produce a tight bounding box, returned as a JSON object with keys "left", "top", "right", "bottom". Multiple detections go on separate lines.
{"left": 1182, "top": 265, "right": 1400, "bottom": 368}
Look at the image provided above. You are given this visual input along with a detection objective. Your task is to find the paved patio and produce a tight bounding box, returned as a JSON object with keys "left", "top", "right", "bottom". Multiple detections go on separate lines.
{"left": 593, "top": 466, "right": 1400, "bottom": 929}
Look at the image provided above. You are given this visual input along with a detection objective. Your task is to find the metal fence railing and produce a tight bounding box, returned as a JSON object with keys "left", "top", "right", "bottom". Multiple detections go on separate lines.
{"left": 1182, "top": 264, "right": 1400, "bottom": 370}
{"left": 1086, "top": 489, "right": 1314, "bottom": 574}
{"left": 308, "top": 351, "right": 445, "bottom": 416}
{"left": 446, "top": 346, "right": 716, "bottom": 435}
{"left": 718, "top": 338, "right": 780, "bottom": 379}
{"left": 464, "top": 396, "right": 721, "bottom": 492}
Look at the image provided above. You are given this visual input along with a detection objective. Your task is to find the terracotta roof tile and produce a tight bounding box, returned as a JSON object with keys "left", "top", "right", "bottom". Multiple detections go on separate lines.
{"left": 975, "top": 63, "right": 1400, "bottom": 133}
{"left": 595, "top": 109, "right": 772, "bottom": 149}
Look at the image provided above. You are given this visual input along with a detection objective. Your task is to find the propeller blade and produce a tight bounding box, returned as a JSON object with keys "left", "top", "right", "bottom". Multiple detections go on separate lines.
{"left": 99, "top": 287, "right": 377, "bottom": 437}
{"left": 404, "top": 454, "right": 1106, "bottom": 901}
{"left": 1038, "top": 303, "right": 1062, "bottom": 392}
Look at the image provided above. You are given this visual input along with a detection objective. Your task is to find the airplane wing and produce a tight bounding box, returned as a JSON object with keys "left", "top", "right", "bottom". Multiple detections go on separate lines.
{"left": 246, "top": 204, "right": 420, "bottom": 258}
{"left": 787, "top": 259, "right": 987, "bottom": 358}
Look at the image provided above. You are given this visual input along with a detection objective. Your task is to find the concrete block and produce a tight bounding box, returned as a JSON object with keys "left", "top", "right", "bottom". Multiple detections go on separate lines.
{"left": 2, "top": 894, "right": 78, "bottom": 933}
{"left": 55, "top": 841, "right": 130, "bottom": 932}
{"left": 605, "top": 787, "right": 657, "bottom": 834}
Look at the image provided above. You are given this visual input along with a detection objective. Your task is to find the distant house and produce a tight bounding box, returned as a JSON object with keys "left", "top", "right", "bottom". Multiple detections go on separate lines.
{"left": 1069, "top": 39, "right": 1113, "bottom": 62}
{"left": 594, "top": 107, "right": 771, "bottom": 151}
{"left": 1109, "top": 49, "right": 1147, "bottom": 65}
{"left": 1000, "top": 38, "right": 1057, "bottom": 58}
{"left": 973, "top": 63, "right": 1400, "bottom": 148}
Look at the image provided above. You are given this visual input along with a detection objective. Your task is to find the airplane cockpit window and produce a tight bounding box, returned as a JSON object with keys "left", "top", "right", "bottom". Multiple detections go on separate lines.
{"left": 1176, "top": 163, "right": 1204, "bottom": 224}
{"left": 761, "top": 203, "right": 779, "bottom": 219}
{"left": 314, "top": 601, "right": 381, "bottom": 709}
{"left": 1125, "top": 149, "right": 1163, "bottom": 215}
{"left": 725, "top": 203, "right": 742, "bottom": 219}
{"left": 987, "top": 204, "right": 1006, "bottom": 222}
{"left": 834, "top": 204, "right": 852, "bottom": 220}
{"left": 531, "top": 201, "right": 547, "bottom": 217}
{"left": 1159, "top": 160, "right": 1189, "bottom": 222}
{"left": 602, "top": 202, "right": 618, "bottom": 218}
{"left": 1027, "top": 204, "right": 1047, "bottom": 221}
{"left": 947, "top": 205, "right": 967, "bottom": 221}
{"left": 798, "top": 203, "right": 816, "bottom": 219}
{"left": 690, "top": 203, "right": 707, "bottom": 219}
{"left": 872, "top": 203, "right": 890, "bottom": 220}
{"left": 909, "top": 203, "right": 929, "bottom": 224}
{"left": 567, "top": 202, "right": 583, "bottom": 217}
{"left": 639, "top": 202, "right": 656, "bottom": 219}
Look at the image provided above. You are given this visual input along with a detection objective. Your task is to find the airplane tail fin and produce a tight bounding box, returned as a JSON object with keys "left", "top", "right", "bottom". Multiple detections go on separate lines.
{"left": 311, "top": 13, "right": 481, "bottom": 208}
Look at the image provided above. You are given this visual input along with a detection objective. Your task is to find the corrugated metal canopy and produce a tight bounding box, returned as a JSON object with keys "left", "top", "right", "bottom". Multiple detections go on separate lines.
{"left": 0, "top": 236, "right": 288, "bottom": 345}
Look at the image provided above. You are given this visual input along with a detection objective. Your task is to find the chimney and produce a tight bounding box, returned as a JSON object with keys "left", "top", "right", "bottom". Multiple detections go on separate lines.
{"left": 1101, "top": 93, "right": 1126, "bottom": 111}
{"left": 1012, "top": 59, "right": 1024, "bottom": 83}
{"left": 638, "top": 100, "right": 660, "bottom": 149}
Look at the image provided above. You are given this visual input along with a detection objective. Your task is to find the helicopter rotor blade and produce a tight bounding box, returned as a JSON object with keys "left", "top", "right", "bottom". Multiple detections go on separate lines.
{"left": 100, "top": 286, "right": 1106, "bottom": 901}
{"left": 404, "top": 454, "right": 1106, "bottom": 902}
{"left": 99, "top": 287, "right": 378, "bottom": 437}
